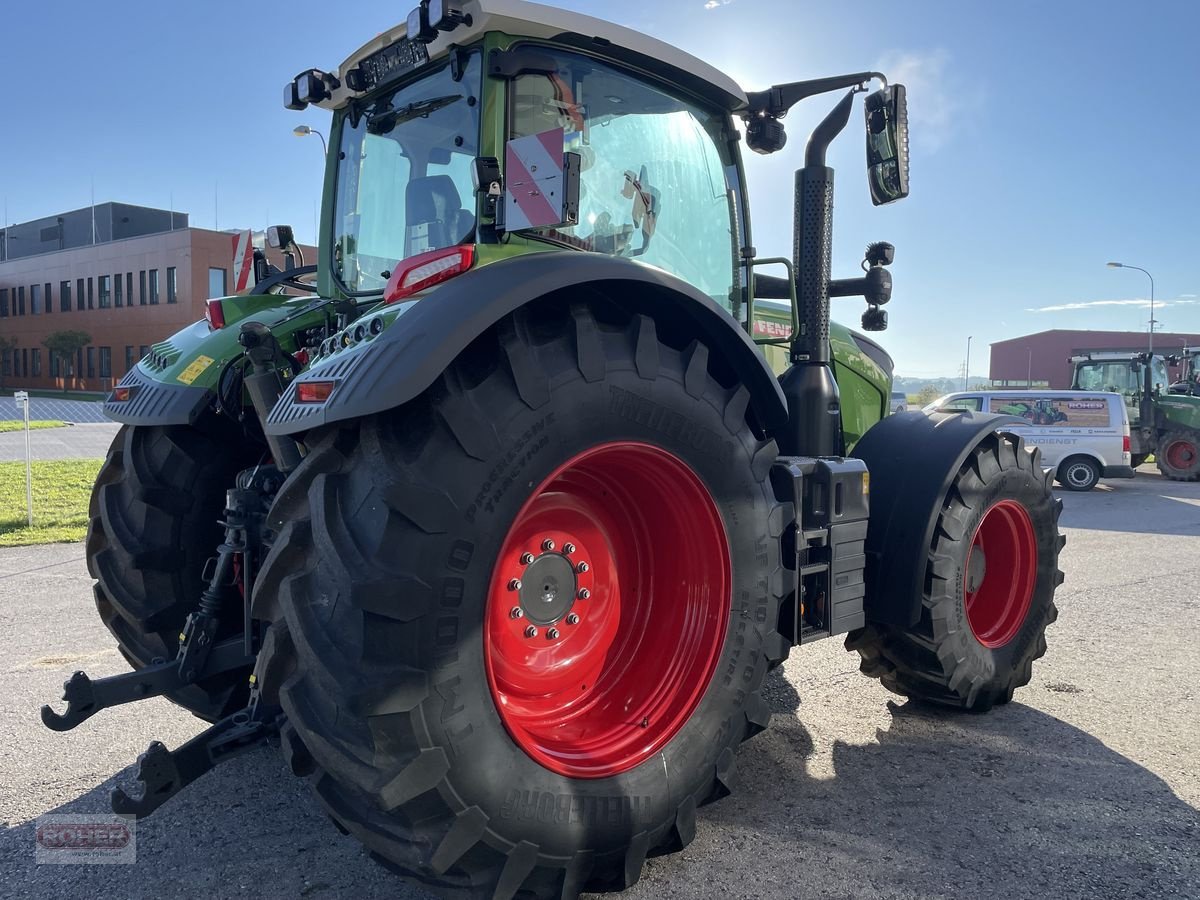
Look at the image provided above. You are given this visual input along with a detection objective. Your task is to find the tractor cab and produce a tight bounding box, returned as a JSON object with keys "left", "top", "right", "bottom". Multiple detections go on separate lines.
{"left": 1071, "top": 351, "right": 1168, "bottom": 428}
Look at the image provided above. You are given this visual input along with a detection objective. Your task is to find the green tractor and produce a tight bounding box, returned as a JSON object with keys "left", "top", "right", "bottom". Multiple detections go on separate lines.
{"left": 44, "top": 2, "right": 1064, "bottom": 896}
{"left": 1168, "top": 347, "right": 1200, "bottom": 396}
{"left": 1071, "top": 350, "right": 1200, "bottom": 479}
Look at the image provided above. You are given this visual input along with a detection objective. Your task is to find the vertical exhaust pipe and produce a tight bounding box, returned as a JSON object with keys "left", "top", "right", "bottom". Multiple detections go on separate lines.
{"left": 778, "top": 90, "right": 856, "bottom": 457}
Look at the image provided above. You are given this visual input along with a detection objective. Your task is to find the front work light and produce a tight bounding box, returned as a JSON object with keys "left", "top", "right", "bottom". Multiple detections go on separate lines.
{"left": 429, "top": 0, "right": 468, "bottom": 30}
{"left": 407, "top": 4, "right": 439, "bottom": 43}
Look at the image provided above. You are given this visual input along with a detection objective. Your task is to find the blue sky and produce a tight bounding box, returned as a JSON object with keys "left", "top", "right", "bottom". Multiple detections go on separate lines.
{"left": 2, "top": 0, "right": 1197, "bottom": 376}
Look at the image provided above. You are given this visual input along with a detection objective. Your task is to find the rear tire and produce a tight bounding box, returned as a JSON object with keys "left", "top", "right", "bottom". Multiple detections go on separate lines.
{"left": 86, "top": 423, "right": 257, "bottom": 720}
{"left": 1055, "top": 455, "right": 1100, "bottom": 491}
{"left": 1156, "top": 430, "right": 1200, "bottom": 481}
{"left": 847, "top": 432, "right": 1063, "bottom": 711}
{"left": 252, "top": 303, "right": 789, "bottom": 898}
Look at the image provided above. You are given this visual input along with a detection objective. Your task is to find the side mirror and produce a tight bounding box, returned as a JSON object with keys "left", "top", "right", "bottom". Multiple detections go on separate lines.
{"left": 864, "top": 84, "right": 909, "bottom": 205}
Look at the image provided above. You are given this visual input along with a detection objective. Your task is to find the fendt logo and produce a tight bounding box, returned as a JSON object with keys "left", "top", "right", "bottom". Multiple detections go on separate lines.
{"left": 35, "top": 815, "right": 136, "bottom": 864}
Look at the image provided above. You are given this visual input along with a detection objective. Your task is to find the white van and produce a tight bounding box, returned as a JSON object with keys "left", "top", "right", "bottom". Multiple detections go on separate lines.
{"left": 926, "top": 390, "right": 1134, "bottom": 491}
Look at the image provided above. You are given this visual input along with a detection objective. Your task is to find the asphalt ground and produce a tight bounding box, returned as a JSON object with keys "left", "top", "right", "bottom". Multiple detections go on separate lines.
{"left": 0, "top": 468, "right": 1197, "bottom": 899}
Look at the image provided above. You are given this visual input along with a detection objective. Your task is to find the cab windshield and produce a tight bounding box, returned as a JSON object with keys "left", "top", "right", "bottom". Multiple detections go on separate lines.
{"left": 331, "top": 52, "right": 481, "bottom": 294}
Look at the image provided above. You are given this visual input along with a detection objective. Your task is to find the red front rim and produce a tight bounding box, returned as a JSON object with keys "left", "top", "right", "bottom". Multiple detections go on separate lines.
{"left": 1165, "top": 439, "right": 1197, "bottom": 471}
{"left": 484, "top": 442, "right": 730, "bottom": 779}
{"left": 963, "top": 500, "right": 1038, "bottom": 649}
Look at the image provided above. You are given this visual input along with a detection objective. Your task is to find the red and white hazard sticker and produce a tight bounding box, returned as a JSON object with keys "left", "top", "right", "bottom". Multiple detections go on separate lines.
{"left": 504, "top": 128, "right": 566, "bottom": 231}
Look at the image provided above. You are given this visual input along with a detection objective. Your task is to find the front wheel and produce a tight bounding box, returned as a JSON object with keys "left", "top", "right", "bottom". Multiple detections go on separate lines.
{"left": 1056, "top": 455, "right": 1100, "bottom": 491}
{"left": 848, "top": 432, "right": 1063, "bottom": 710}
{"left": 1156, "top": 430, "right": 1200, "bottom": 481}
{"left": 252, "top": 303, "right": 789, "bottom": 898}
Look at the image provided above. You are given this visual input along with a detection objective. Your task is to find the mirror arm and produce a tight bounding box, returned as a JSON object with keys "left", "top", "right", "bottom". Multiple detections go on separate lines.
{"left": 805, "top": 90, "right": 858, "bottom": 167}
{"left": 747, "top": 71, "right": 884, "bottom": 118}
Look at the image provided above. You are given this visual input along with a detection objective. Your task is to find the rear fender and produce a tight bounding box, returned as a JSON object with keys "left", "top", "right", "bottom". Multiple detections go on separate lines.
{"left": 851, "top": 409, "right": 1026, "bottom": 627}
{"left": 265, "top": 252, "right": 788, "bottom": 437}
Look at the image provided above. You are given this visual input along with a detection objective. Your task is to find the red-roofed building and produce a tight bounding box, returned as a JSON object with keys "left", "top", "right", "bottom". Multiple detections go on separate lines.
{"left": 990, "top": 330, "right": 1200, "bottom": 389}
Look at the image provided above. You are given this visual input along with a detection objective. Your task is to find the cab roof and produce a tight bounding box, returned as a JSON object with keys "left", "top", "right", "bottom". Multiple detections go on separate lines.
{"left": 323, "top": 0, "right": 748, "bottom": 112}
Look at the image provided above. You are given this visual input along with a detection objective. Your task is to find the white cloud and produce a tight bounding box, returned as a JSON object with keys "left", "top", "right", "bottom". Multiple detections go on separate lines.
{"left": 1027, "top": 298, "right": 1199, "bottom": 313}
{"left": 874, "top": 49, "right": 969, "bottom": 152}
{"left": 704, "top": 0, "right": 735, "bottom": 8}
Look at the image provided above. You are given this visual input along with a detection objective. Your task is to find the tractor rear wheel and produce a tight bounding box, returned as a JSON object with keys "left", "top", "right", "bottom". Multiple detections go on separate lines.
{"left": 86, "top": 423, "right": 257, "bottom": 721}
{"left": 847, "top": 432, "right": 1063, "bottom": 711}
{"left": 1156, "top": 430, "right": 1200, "bottom": 481}
{"left": 252, "top": 303, "right": 789, "bottom": 899}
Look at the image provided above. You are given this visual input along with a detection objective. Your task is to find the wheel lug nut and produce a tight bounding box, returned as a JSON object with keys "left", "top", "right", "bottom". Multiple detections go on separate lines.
{"left": 508, "top": 578, "right": 522, "bottom": 591}
{"left": 576, "top": 561, "right": 589, "bottom": 573}
{"left": 547, "top": 628, "right": 560, "bottom": 639}
{"left": 566, "top": 613, "right": 580, "bottom": 625}
{"left": 542, "top": 539, "right": 555, "bottom": 551}
{"left": 509, "top": 607, "right": 524, "bottom": 619}
{"left": 577, "top": 588, "right": 590, "bottom": 600}
{"left": 563, "top": 543, "right": 576, "bottom": 554}
{"left": 520, "top": 552, "right": 535, "bottom": 565}
{"left": 524, "top": 625, "right": 538, "bottom": 638}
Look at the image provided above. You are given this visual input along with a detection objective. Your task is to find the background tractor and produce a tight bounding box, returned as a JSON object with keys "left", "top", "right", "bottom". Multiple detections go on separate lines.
{"left": 1072, "top": 350, "right": 1200, "bottom": 479}
{"left": 44, "top": 2, "right": 1064, "bottom": 897}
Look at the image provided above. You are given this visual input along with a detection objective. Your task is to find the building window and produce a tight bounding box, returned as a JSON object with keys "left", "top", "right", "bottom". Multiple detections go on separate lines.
{"left": 32, "top": 349, "right": 42, "bottom": 377}
{"left": 23, "top": 348, "right": 29, "bottom": 375}
{"left": 60, "top": 281, "right": 71, "bottom": 311}
{"left": 99, "top": 347, "right": 112, "bottom": 378}
{"left": 77, "top": 349, "right": 84, "bottom": 377}
{"left": 114, "top": 273, "right": 123, "bottom": 307}
{"left": 138, "top": 344, "right": 149, "bottom": 359}
{"left": 126, "top": 273, "right": 133, "bottom": 308}
{"left": 167, "top": 266, "right": 177, "bottom": 303}
{"left": 30, "top": 283, "right": 42, "bottom": 315}
{"left": 125, "top": 345, "right": 134, "bottom": 372}
{"left": 76, "top": 278, "right": 85, "bottom": 311}
{"left": 87, "top": 346, "right": 96, "bottom": 378}
{"left": 149, "top": 268, "right": 160, "bottom": 305}
{"left": 2, "top": 349, "right": 11, "bottom": 376}
{"left": 139, "top": 270, "right": 147, "bottom": 305}
{"left": 98, "top": 275, "right": 112, "bottom": 308}
{"left": 0, "top": 288, "right": 7, "bottom": 317}
{"left": 18, "top": 286, "right": 25, "bottom": 315}
{"left": 45, "top": 283, "right": 53, "bottom": 313}
{"left": 87, "top": 277, "right": 94, "bottom": 309}
{"left": 208, "top": 267, "right": 227, "bottom": 297}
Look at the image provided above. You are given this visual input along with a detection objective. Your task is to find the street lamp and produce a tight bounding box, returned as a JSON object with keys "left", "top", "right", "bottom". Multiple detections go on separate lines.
{"left": 1107, "top": 261, "right": 1155, "bottom": 353}
{"left": 293, "top": 125, "right": 327, "bottom": 156}
{"left": 964, "top": 335, "right": 973, "bottom": 391}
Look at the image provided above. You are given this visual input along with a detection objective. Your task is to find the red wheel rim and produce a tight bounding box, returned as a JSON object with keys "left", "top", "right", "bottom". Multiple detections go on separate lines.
{"left": 1165, "top": 438, "right": 1197, "bottom": 471}
{"left": 963, "top": 500, "right": 1038, "bottom": 649}
{"left": 484, "top": 442, "right": 730, "bottom": 779}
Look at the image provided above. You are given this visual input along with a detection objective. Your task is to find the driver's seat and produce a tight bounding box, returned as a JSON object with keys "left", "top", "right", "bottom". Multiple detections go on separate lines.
{"left": 406, "top": 175, "right": 475, "bottom": 255}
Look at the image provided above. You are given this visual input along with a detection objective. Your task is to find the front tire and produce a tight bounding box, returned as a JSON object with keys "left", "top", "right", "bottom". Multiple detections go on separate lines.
{"left": 1156, "top": 430, "right": 1200, "bottom": 481}
{"left": 848, "top": 432, "right": 1063, "bottom": 710}
{"left": 86, "top": 423, "right": 257, "bottom": 720}
{"left": 252, "top": 303, "right": 789, "bottom": 898}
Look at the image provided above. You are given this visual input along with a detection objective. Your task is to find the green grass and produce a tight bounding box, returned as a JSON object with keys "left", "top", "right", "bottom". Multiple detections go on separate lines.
{"left": 0, "top": 420, "right": 66, "bottom": 433}
{"left": 0, "top": 458, "right": 103, "bottom": 546}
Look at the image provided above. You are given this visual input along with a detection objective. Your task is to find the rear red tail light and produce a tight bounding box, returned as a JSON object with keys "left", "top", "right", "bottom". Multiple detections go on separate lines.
{"left": 1123, "top": 434, "right": 1131, "bottom": 453}
{"left": 384, "top": 245, "right": 475, "bottom": 304}
{"left": 112, "top": 386, "right": 135, "bottom": 402}
{"left": 296, "top": 380, "right": 336, "bottom": 403}
{"left": 206, "top": 298, "right": 226, "bottom": 330}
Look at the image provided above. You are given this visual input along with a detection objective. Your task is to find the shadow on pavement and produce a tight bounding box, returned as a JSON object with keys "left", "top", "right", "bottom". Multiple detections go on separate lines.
{"left": 1055, "top": 469, "right": 1200, "bottom": 536}
{"left": 701, "top": 667, "right": 1200, "bottom": 898}
{"left": 3, "top": 670, "right": 1196, "bottom": 899}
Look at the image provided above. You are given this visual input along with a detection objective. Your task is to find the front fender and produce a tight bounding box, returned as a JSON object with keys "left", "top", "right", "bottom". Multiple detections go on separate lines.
{"left": 265, "top": 252, "right": 788, "bottom": 437}
{"left": 851, "top": 409, "right": 1026, "bottom": 627}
